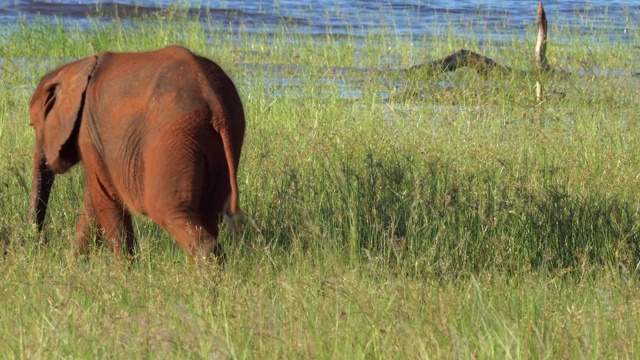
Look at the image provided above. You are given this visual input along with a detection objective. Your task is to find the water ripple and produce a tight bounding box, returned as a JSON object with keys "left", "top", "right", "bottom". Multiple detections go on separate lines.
{"left": 1, "top": 1, "right": 639, "bottom": 40}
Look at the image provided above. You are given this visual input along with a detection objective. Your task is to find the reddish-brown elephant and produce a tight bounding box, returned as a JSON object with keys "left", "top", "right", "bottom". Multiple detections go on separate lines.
{"left": 28, "top": 45, "right": 245, "bottom": 261}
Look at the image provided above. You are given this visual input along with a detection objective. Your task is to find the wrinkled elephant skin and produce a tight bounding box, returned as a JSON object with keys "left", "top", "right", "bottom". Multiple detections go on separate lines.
{"left": 28, "top": 45, "right": 245, "bottom": 261}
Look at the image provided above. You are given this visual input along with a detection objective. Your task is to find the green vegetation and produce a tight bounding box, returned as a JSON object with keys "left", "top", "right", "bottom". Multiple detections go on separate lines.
{"left": 1, "top": 6, "right": 640, "bottom": 358}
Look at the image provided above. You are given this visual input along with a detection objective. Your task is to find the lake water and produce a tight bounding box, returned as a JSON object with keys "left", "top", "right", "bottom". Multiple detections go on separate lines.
{"left": 1, "top": 1, "right": 639, "bottom": 41}
{"left": 2, "top": 1, "right": 638, "bottom": 104}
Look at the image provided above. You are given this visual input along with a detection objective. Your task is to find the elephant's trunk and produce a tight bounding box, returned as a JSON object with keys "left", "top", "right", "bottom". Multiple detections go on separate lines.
{"left": 29, "top": 147, "right": 55, "bottom": 231}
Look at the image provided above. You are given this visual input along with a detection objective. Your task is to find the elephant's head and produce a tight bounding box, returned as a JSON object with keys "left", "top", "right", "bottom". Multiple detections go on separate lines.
{"left": 28, "top": 56, "right": 97, "bottom": 230}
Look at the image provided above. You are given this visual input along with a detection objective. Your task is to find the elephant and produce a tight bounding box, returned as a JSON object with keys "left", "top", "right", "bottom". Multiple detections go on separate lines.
{"left": 28, "top": 45, "right": 245, "bottom": 261}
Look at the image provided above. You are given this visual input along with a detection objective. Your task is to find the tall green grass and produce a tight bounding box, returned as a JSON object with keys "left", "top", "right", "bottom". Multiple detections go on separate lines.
{"left": 1, "top": 5, "right": 640, "bottom": 358}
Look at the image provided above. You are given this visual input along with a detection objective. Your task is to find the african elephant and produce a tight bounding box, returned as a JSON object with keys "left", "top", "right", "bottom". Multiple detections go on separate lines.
{"left": 28, "top": 45, "right": 245, "bottom": 260}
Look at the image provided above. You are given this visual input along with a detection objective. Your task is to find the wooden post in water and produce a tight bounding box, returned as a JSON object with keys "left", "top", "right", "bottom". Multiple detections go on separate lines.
{"left": 536, "top": 2, "right": 549, "bottom": 71}
{"left": 535, "top": 2, "right": 549, "bottom": 103}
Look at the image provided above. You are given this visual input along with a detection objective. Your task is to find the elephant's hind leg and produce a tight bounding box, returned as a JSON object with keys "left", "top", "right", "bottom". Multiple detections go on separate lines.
{"left": 74, "top": 189, "right": 97, "bottom": 255}
{"left": 150, "top": 209, "right": 223, "bottom": 262}
{"left": 84, "top": 174, "right": 137, "bottom": 260}
{"left": 97, "top": 205, "right": 136, "bottom": 260}
{"left": 143, "top": 157, "right": 223, "bottom": 261}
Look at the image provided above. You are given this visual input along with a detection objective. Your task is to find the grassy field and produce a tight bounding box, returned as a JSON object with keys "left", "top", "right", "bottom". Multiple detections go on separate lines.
{"left": 2, "top": 6, "right": 640, "bottom": 359}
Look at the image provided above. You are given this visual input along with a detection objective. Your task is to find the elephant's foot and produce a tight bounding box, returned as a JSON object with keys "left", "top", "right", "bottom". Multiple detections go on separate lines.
{"left": 159, "top": 217, "right": 224, "bottom": 265}
{"left": 195, "top": 241, "right": 226, "bottom": 267}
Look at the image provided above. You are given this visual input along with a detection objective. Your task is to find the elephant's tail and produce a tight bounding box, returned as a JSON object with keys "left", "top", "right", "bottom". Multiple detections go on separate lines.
{"left": 219, "top": 127, "right": 239, "bottom": 215}
{"left": 219, "top": 125, "right": 244, "bottom": 238}
{"left": 199, "top": 63, "right": 245, "bottom": 234}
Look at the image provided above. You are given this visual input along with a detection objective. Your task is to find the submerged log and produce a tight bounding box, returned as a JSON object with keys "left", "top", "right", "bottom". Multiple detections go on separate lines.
{"left": 405, "top": 48, "right": 509, "bottom": 75}
{"left": 406, "top": 2, "right": 551, "bottom": 76}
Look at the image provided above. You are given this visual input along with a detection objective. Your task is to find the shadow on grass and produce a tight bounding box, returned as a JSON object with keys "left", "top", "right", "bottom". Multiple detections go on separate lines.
{"left": 243, "top": 152, "right": 640, "bottom": 277}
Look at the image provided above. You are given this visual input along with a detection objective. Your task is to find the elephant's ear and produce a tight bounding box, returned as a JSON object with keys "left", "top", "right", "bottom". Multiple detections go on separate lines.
{"left": 40, "top": 56, "right": 97, "bottom": 172}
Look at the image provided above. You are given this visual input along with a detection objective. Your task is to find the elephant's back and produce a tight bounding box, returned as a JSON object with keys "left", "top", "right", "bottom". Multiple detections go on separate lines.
{"left": 89, "top": 48, "right": 210, "bottom": 128}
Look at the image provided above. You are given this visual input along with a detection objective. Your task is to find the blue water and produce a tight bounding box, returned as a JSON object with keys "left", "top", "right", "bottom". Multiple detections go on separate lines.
{"left": 2, "top": 1, "right": 638, "bottom": 106}
{"left": 1, "top": 1, "right": 639, "bottom": 41}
